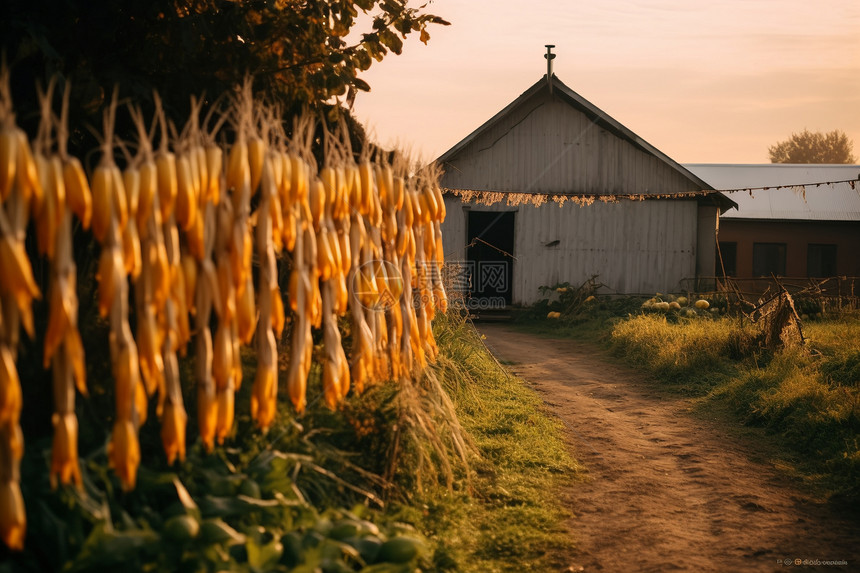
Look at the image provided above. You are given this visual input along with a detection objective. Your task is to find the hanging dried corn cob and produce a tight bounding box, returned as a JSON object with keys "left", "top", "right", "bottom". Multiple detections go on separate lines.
{"left": 90, "top": 95, "right": 142, "bottom": 491}
{"left": 154, "top": 100, "right": 189, "bottom": 465}
{"left": 250, "top": 149, "right": 280, "bottom": 430}
{"left": 127, "top": 105, "right": 166, "bottom": 418}
{"left": 0, "top": 64, "right": 37, "bottom": 551}
{"left": 192, "top": 104, "right": 225, "bottom": 452}
{"left": 315, "top": 142, "right": 351, "bottom": 408}
{"left": 212, "top": 195, "right": 237, "bottom": 443}
{"left": 37, "top": 81, "right": 90, "bottom": 492}
{"left": 286, "top": 223, "right": 315, "bottom": 414}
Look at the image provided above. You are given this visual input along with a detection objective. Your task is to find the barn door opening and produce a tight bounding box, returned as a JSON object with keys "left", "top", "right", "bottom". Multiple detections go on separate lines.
{"left": 466, "top": 210, "right": 515, "bottom": 307}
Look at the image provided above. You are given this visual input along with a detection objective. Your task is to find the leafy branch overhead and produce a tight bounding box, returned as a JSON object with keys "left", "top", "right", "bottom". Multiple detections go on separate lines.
{"left": 0, "top": 0, "right": 449, "bottom": 136}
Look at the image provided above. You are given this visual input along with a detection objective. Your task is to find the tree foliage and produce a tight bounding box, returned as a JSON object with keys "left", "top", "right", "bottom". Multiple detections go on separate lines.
{"left": 768, "top": 129, "right": 856, "bottom": 164}
{"left": 0, "top": 0, "right": 449, "bottom": 148}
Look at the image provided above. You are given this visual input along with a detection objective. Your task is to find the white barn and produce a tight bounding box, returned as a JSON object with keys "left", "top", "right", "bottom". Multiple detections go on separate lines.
{"left": 437, "top": 72, "right": 734, "bottom": 306}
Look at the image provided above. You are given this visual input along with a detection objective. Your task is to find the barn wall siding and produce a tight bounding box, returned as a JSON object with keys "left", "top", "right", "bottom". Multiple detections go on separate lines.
{"left": 441, "top": 195, "right": 698, "bottom": 304}
{"left": 440, "top": 91, "right": 700, "bottom": 197}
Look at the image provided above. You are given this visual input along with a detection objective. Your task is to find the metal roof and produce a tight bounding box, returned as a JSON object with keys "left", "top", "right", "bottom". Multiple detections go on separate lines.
{"left": 684, "top": 164, "right": 860, "bottom": 222}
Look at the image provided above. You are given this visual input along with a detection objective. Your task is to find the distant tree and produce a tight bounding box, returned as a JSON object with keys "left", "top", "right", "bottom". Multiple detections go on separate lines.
{"left": 768, "top": 129, "right": 856, "bottom": 164}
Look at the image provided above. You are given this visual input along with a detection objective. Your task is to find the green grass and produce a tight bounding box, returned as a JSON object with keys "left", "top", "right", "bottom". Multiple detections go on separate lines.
{"left": 401, "top": 312, "right": 583, "bottom": 572}
{"left": 516, "top": 302, "right": 860, "bottom": 506}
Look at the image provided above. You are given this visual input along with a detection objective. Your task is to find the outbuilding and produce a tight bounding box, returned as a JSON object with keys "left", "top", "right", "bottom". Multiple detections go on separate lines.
{"left": 685, "top": 163, "right": 860, "bottom": 295}
{"left": 437, "top": 66, "right": 734, "bottom": 307}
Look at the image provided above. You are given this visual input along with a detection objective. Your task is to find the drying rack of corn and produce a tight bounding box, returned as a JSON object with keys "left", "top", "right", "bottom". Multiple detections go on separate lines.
{"left": 0, "top": 73, "right": 448, "bottom": 551}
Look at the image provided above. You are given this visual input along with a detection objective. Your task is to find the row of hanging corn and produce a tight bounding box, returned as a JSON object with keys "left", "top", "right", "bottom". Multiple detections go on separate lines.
{"left": 0, "top": 76, "right": 448, "bottom": 550}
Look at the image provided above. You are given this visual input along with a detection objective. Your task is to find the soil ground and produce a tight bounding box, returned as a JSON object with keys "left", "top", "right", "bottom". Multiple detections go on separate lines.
{"left": 478, "top": 323, "right": 860, "bottom": 573}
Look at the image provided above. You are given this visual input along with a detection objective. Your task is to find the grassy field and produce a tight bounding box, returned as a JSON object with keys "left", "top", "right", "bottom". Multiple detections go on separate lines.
{"left": 516, "top": 297, "right": 860, "bottom": 506}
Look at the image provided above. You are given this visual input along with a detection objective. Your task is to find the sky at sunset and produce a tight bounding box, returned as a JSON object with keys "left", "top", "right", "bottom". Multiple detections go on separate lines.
{"left": 351, "top": 0, "right": 860, "bottom": 165}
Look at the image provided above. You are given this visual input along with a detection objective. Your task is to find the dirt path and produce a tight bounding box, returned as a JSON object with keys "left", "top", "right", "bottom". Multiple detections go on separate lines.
{"left": 478, "top": 323, "right": 859, "bottom": 573}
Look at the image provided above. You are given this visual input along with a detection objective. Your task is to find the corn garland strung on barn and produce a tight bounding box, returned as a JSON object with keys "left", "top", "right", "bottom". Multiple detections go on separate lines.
{"left": 0, "top": 70, "right": 449, "bottom": 551}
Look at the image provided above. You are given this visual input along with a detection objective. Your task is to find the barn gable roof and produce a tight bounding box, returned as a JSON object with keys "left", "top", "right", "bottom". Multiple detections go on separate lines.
{"left": 437, "top": 74, "right": 733, "bottom": 210}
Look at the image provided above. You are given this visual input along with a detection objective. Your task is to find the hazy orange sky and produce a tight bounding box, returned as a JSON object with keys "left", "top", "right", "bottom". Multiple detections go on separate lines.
{"left": 351, "top": 0, "right": 860, "bottom": 165}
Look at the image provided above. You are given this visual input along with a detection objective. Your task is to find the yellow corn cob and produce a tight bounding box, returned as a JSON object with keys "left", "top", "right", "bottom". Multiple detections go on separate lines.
{"left": 122, "top": 220, "right": 142, "bottom": 279}
{"left": 211, "top": 263, "right": 232, "bottom": 325}
{"left": 186, "top": 145, "right": 201, "bottom": 199}
{"left": 0, "top": 236, "right": 41, "bottom": 301}
{"left": 43, "top": 279, "right": 71, "bottom": 368}
{"left": 226, "top": 139, "right": 249, "bottom": 195}
{"left": 215, "top": 385, "right": 234, "bottom": 444}
{"left": 136, "top": 159, "right": 157, "bottom": 231}
{"left": 248, "top": 137, "right": 266, "bottom": 193}
{"left": 151, "top": 241, "right": 171, "bottom": 311}
{"left": 278, "top": 151, "right": 292, "bottom": 206}
{"left": 283, "top": 207, "right": 297, "bottom": 252}
{"left": 322, "top": 359, "right": 341, "bottom": 409}
{"left": 289, "top": 154, "right": 308, "bottom": 205}
{"left": 65, "top": 328, "right": 88, "bottom": 396}
{"left": 96, "top": 248, "right": 123, "bottom": 318}
{"left": 175, "top": 153, "right": 198, "bottom": 231}
{"left": 110, "top": 165, "right": 128, "bottom": 232}
{"left": 230, "top": 321, "right": 243, "bottom": 389}
{"left": 156, "top": 150, "right": 178, "bottom": 219}
{"left": 250, "top": 328, "right": 277, "bottom": 431}
{"left": 107, "top": 419, "right": 140, "bottom": 491}
{"left": 433, "top": 183, "right": 446, "bottom": 221}
{"left": 376, "top": 164, "right": 393, "bottom": 207}
{"left": 122, "top": 166, "right": 140, "bottom": 219}
{"left": 272, "top": 287, "right": 285, "bottom": 338}
{"left": 181, "top": 254, "right": 197, "bottom": 316}
{"left": 198, "top": 384, "right": 217, "bottom": 453}
{"left": 250, "top": 363, "right": 276, "bottom": 431}
{"left": 0, "top": 347, "right": 22, "bottom": 426}
{"left": 194, "top": 145, "right": 208, "bottom": 205}
{"left": 135, "top": 381, "right": 148, "bottom": 427}
{"left": 171, "top": 269, "right": 191, "bottom": 352}
{"left": 236, "top": 276, "right": 256, "bottom": 345}
{"left": 0, "top": 479, "right": 26, "bottom": 551}
{"left": 160, "top": 400, "right": 187, "bottom": 465}
{"left": 358, "top": 161, "right": 373, "bottom": 215}
{"left": 90, "top": 164, "right": 113, "bottom": 243}
{"left": 205, "top": 144, "right": 223, "bottom": 204}
{"left": 392, "top": 176, "right": 405, "bottom": 211}
{"left": 136, "top": 310, "right": 163, "bottom": 396}
{"left": 113, "top": 341, "right": 140, "bottom": 422}
{"left": 34, "top": 157, "right": 58, "bottom": 258}
{"left": 308, "top": 179, "right": 325, "bottom": 230}
{"left": 228, "top": 224, "right": 249, "bottom": 289}
{"left": 320, "top": 165, "right": 336, "bottom": 205}
{"left": 317, "top": 229, "right": 334, "bottom": 281}
{"left": 185, "top": 208, "right": 205, "bottom": 261}
{"left": 63, "top": 157, "right": 92, "bottom": 229}
{"left": 50, "top": 412, "right": 81, "bottom": 489}
{"left": 0, "top": 127, "right": 17, "bottom": 201}
{"left": 16, "top": 130, "right": 40, "bottom": 204}
{"left": 212, "top": 323, "right": 233, "bottom": 390}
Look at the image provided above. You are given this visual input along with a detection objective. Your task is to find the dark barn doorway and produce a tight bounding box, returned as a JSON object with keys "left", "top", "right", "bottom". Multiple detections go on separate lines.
{"left": 466, "top": 210, "right": 515, "bottom": 306}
